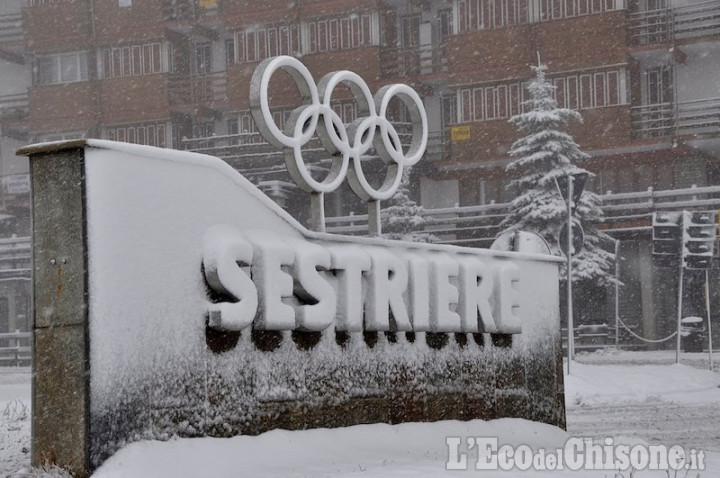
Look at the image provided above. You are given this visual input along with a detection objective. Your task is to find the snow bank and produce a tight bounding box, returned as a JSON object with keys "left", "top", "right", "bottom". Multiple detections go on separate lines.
{"left": 90, "top": 357, "right": 720, "bottom": 477}
{"left": 566, "top": 361, "right": 720, "bottom": 407}
{"left": 93, "top": 418, "right": 569, "bottom": 478}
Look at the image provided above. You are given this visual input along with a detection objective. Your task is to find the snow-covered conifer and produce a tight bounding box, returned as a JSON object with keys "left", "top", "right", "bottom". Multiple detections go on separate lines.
{"left": 381, "top": 167, "right": 437, "bottom": 243}
{"left": 499, "top": 64, "right": 615, "bottom": 285}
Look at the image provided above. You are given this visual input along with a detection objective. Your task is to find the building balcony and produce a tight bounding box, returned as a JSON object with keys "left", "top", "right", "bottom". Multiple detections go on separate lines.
{"left": 629, "top": 0, "right": 720, "bottom": 46}
{"left": 0, "top": 12, "right": 23, "bottom": 46}
{"left": 325, "top": 184, "right": 720, "bottom": 246}
{"left": 182, "top": 123, "right": 443, "bottom": 181}
{"left": 167, "top": 71, "right": 227, "bottom": 112}
{"left": 0, "top": 92, "right": 28, "bottom": 120}
{"left": 631, "top": 97, "right": 720, "bottom": 139}
{"left": 162, "top": 0, "right": 217, "bottom": 21}
{"left": 379, "top": 44, "right": 447, "bottom": 80}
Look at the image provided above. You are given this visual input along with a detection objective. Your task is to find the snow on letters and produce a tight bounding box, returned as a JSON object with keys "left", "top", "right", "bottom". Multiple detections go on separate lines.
{"left": 202, "top": 225, "right": 522, "bottom": 334}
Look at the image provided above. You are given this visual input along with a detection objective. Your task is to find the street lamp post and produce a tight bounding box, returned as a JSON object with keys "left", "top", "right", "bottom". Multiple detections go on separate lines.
{"left": 614, "top": 238, "right": 621, "bottom": 348}
{"left": 555, "top": 171, "right": 588, "bottom": 375}
{"left": 565, "top": 176, "right": 575, "bottom": 372}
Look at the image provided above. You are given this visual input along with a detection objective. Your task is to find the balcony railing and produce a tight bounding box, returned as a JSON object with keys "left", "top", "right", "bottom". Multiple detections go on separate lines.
{"left": 181, "top": 131, "right": 283, "bottom": 164}
{"left": 183, "top": 121, "right": 419, "bottom": 163}
{"left": 425, "top": 131, "right": 450, "bottom": 162}
{"left": 325, "top": 184, "right": 720, "bottom": 245}
{"left": 676, "top": 97, "right": 720, "bottom": 135}
{"left": 629, "top": 0, "right": 720, "bottom": 45}
{"left": 630, "top": 102, "right": 674, "bottom": 138}
{"left": 0, "top": 93, "right": 29, "bottom": 119}
{"left": 632, "top": 98, "right": 720, "bottom": 139}
{"left": 0, "top": 13, "right": 23, "bottom": 44}
{"left": 379, "top": 44, "right": 447, "bottom": 79}
{"left": 168, "top": 72, "right": 227, "bottom": 108}
{"left": 628, "top": 8, "right": 672, "bottom": 45}
{"left": 674, "top": 0, "right": 720, "bottom": 39}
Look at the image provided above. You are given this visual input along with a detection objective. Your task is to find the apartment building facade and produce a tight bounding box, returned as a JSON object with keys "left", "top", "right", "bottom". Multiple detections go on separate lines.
{"left": 0, "top": 0, "right": 31, "bottom": 336}
{"left": 3, "top": 0, "right": 720, "bottom": 342}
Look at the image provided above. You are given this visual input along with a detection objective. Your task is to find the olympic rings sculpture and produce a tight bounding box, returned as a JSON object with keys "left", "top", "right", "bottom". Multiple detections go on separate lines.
{"left": 249, "top": 55, "right": 428, "bottom": 202}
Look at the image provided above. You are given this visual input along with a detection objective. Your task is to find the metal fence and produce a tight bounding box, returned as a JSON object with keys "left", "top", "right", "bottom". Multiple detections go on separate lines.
{"left": 0, "top": 331, "right": 31, "bottom": 367}
{"left": 325, "top": 184, "right": 720, "bottom": 244}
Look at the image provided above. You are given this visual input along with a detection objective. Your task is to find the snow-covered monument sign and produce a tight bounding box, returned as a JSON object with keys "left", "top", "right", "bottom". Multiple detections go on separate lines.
{"left": 21, "top": 56, "right": 565, "bottom": 476}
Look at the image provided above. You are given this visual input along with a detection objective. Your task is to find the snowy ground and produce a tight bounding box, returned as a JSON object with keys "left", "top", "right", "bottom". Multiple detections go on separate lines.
{"left": 568, "top": 350, "right": 720, "bottom": 455}
{"left": 0, "top": 368, "right": 31, "bottom": 476}
{"left": 1, "top": 350, "right": 718, "bottom": 477}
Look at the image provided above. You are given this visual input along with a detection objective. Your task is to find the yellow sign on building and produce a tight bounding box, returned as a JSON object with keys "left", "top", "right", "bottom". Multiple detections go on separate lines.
{"left": 451, "top": 125, "right": 471, "bottom": 142}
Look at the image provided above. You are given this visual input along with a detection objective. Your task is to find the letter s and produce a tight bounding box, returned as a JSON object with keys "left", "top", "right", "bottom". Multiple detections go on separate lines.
{"left": 202, "top": 225, "right": 258, "bottom": 331}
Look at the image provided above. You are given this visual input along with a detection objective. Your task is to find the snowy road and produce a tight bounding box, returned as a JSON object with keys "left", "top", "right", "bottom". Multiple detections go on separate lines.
{"left": 568, "top": 402, "right": 720, "bottom": 453}
{"left": 567, "top": 352, "right": 720, "bottom": 453}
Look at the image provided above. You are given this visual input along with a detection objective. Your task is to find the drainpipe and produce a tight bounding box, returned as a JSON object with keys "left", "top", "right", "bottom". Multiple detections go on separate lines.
{"left": 88, "top": 0, "right": 103, "bottom": 138}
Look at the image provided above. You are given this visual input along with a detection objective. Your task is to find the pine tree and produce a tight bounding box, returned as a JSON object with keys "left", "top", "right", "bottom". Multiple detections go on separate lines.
{"left": 381, "top": 167, "right": 437, "bottom": 243}
{"left": 499, "top": 64, "right": 615, "bottom": 286}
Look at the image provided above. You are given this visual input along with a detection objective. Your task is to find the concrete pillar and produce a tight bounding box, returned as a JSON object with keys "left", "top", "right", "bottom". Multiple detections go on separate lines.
{"left": 638, "top": 239, "right": 657, "bottom": 345}
{"left": 28, "top": 145, "right": 90, "bottom": 477}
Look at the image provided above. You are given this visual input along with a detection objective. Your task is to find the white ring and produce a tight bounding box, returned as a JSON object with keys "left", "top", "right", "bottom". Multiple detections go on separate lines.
{"left": 250, "top": 55, "right": 428, "bottom": 200}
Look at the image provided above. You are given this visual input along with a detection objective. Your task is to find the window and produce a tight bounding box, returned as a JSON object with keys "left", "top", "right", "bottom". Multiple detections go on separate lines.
{"left": 484, "top": 88, "right": 496, "bottom": 119}
{"left": 0, "top": 298, "right": 7, "bottom": 334}
{"left": 460, "top": 89, "right": 472, "bottom": 122}
{"left": 441, "top": 95, "right": 458, "bottom": 128}
{"left": 100, "top": 42, "right": 166, "bottom": 78}
{"left": 472, "top": 88, "right": 484, "bottom": 121}
{"left": 455, "top": 67, "right": 628, "bottom": 123}
{"left": 567, "top": 76, "right": 579, "bottom": 109}
{"left": 225, "top": 39, "right": 236, "bottom": 65}
{"left": 509, "top": 84, "right": 521, "bottom": 116}
{"left": 302, "top": 13, "right": 379, "bottom": 54}
{"left": 645, "top": 66, "right": 672, "bottom": 105}
{"left": 195, "top": 43, "right": 212, "bottom": 74}
{"left": 554, "top": 78, "right": 566, "bottom": 107}
{"left": 580, "top": 74, "right": 593, "bottom": 109}
{"left": 594, "top": 72, "right": 606, "bottom": 107}
{"left": 455, "top": 0, "right": 625, "bottom": 32}
{"left": 553, "top": 69, "right": 626, "bottom": 109}
{"left": 438, "top": 9, "right": 454, "bottom": 41}
{"left": 234, "top": 25, "right": 300, "bottom": 64}
{"left": 497, "top": 85, "right": 508, "bottom": 118}
{"left": 104, "top": 122, "right": 169, "bottom": 148}
{"left": 36, "top": 52, "right": 88, "bottom": 85}
{"left": 227, "top": 118, "right": 240, "bottom": 145}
